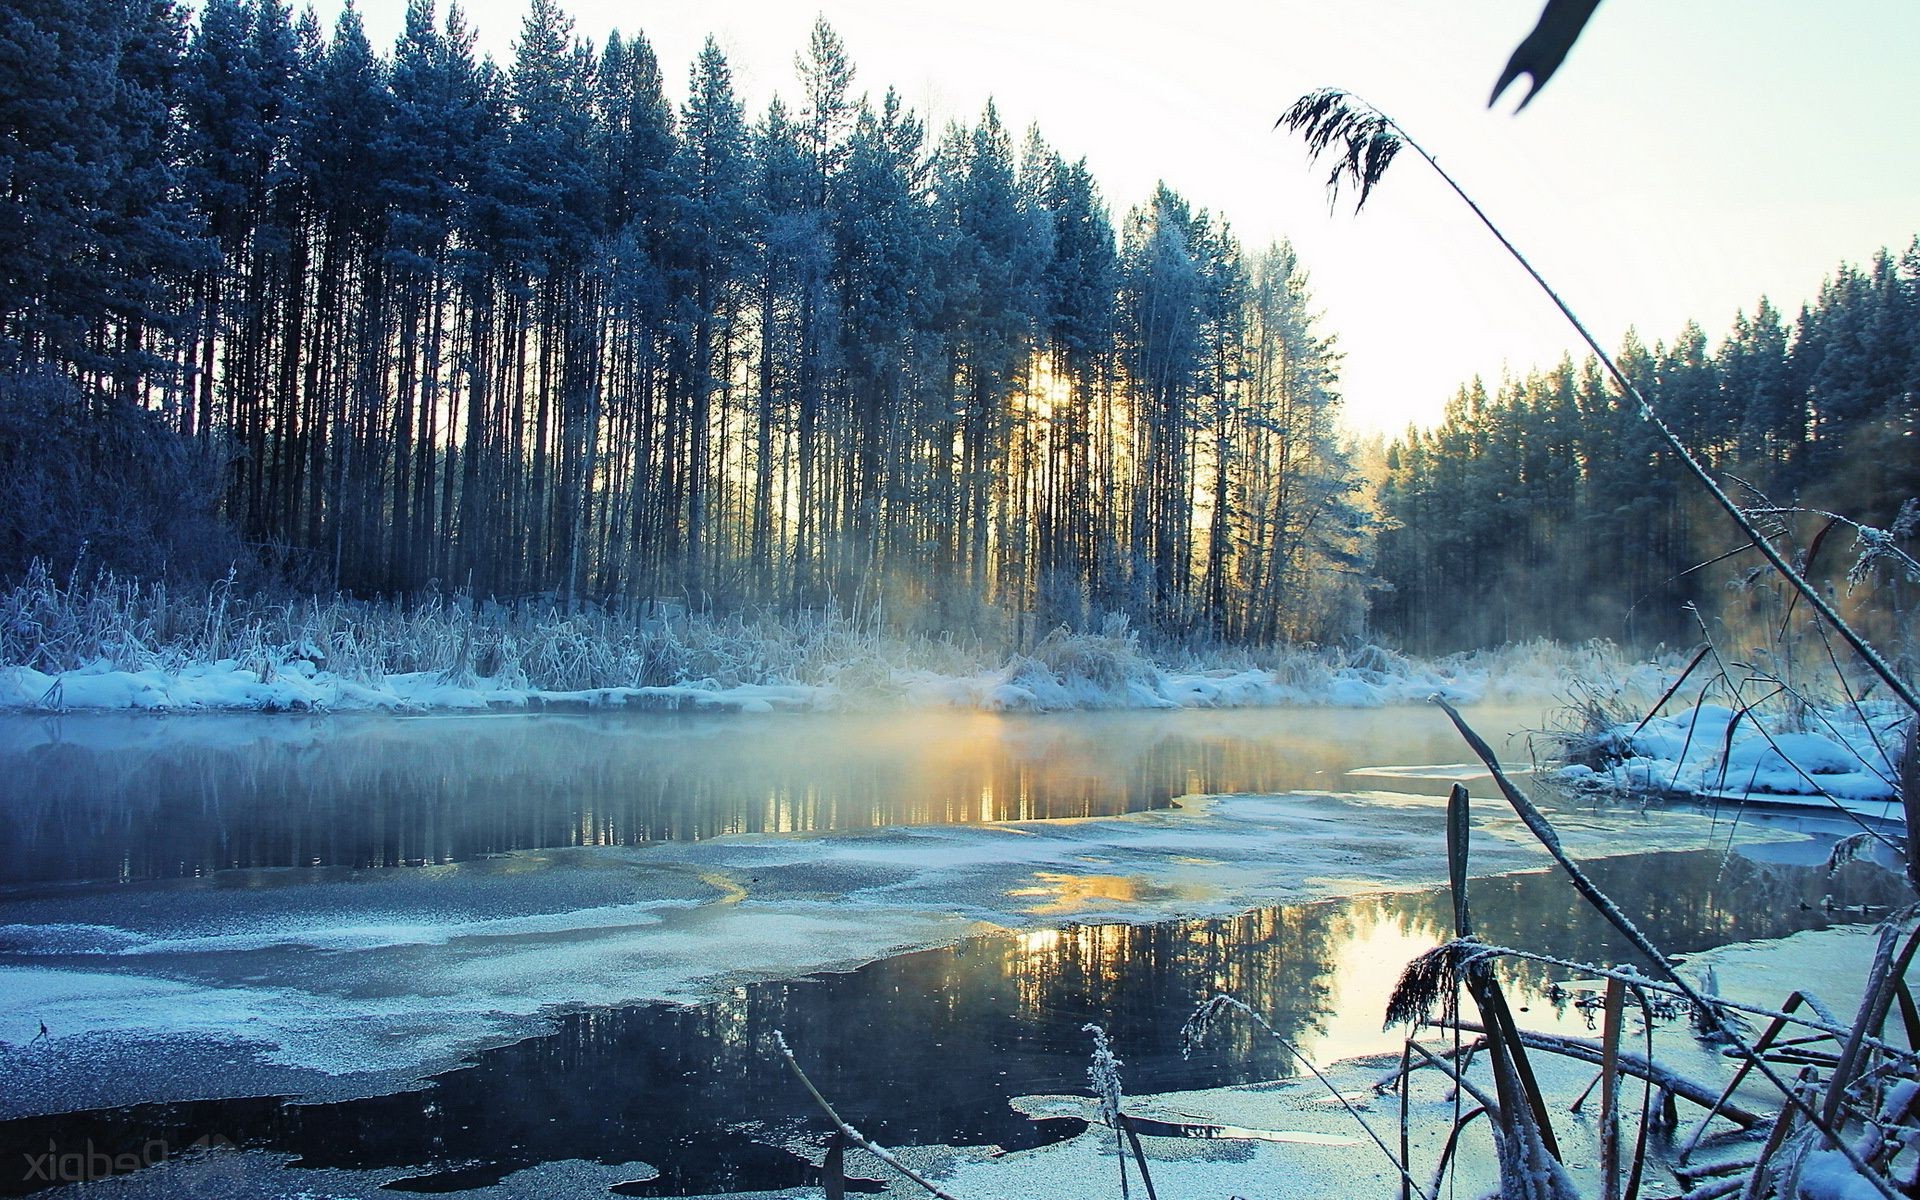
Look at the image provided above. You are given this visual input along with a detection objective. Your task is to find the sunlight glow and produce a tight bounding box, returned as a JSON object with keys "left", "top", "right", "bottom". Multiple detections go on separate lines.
{"left": 313, "top": 1, "right": 1920, "bottom": 436}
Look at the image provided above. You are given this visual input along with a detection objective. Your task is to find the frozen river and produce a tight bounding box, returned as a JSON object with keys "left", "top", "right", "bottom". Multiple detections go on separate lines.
{"left": 0, "top": 706, "right": 1894, "bottom": 1196}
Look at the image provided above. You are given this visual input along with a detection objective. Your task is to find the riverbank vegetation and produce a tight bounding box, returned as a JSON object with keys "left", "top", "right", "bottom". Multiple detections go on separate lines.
{"left": 1, "top": 557, "right": 1656, "bottom": 712}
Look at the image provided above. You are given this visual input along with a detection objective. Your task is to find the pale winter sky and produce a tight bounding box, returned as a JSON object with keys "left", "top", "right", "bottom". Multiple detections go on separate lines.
{"left": 328, "top": 0, "right": 1920, "bottom": 436}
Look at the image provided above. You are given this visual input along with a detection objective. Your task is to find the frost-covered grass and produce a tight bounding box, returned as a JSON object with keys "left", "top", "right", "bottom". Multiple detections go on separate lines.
{"left": 0, "top": 564, "right": 1660, "bottom": 714}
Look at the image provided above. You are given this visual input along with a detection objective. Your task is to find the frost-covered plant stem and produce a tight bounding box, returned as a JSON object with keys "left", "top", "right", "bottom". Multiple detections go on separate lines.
{"left": 1281, "top": 88, "right": 1919, "bottom": 719}
{"left": 1083, "top": 1023, "right": 1157, "bottom": 1200}
{"left": 1186, "top": 995, "right": 1435, "bottom": 1200}
{"left": 768, "top": 1030, "right": 964, "bottom": 1200}
{"left": 1413, "top": 1019, "right": 1764, "bottom": 1129}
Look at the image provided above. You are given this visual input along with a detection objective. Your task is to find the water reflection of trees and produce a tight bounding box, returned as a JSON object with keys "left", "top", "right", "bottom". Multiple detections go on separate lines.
{"left": 0, "top": 708, "right": 1466, "bottom": 884}
{"left": 3, "top": 847, "right": 1891, "bottom": 1196}
{"left": 0, "top": 901, "right": 1352, "bottom": 1193}
{"left": 1362, "top": 849, "right": 1909, "bottom": 1001}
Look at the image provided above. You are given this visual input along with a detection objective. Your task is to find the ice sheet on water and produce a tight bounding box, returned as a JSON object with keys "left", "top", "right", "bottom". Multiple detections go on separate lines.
{"left": 0, "top": 784, "right": 1797, "bottom": 1118}
{"left": 0, "top": 899, "right": 689, "bottom": 957}
{"left": 1345, "top": 762, "right": 1492, "bottom": 780}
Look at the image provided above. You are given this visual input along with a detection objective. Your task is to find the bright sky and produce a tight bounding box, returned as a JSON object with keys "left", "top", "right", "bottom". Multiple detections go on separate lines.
{"left": 332, "top": 0, "right": 1920, "bottom": 436}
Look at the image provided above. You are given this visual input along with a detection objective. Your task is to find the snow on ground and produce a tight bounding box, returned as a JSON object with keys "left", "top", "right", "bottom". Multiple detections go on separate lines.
{"left": 0, "top": 656, "right": 1461, "bottom": 714}
{"left": 1563, "top": 700, "right": 1913, "bottom": 821}
{"left": 0, "top": 777, "right": 1793, "bottom": 1120}
{"left": 0, "top": 659, "right": 824, "bottom": 715}
{"left": 0, "top": 638, "right": 1669, "bottom": 716}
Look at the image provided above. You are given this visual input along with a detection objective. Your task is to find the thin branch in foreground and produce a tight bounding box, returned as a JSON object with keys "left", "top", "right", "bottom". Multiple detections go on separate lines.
{"left": 1186, "top": 995, "right": 1434, "bottom": 1200}
{"left": 1436, "top": 941, "right": 1920, "bottom": 1065}
{"left": 1412, "top": 1022, "right": 1764, "bottom": 1130}
{"left": 769, "top": 1030, "right": 965, "bottom": 1200}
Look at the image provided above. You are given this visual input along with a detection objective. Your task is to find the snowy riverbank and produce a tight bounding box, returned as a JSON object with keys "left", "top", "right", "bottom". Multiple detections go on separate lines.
{"left": 0, "top": 614, "right": 1661, "bottom": 717}
{"left": 1561, "top": 699, "right": 1914, "bottom": 822}
{"left": 0, "top": 566, "right": 1681, "bottom": 716}
{"left": 0, "top": 654, "right": 1504, "bottom": 714}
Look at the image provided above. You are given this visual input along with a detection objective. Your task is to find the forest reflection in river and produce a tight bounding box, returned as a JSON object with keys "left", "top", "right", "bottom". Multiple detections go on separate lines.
{"left": 1, "top": 842, "right": 1901, "bottom": 1197}
{"left": 0, "top": 706, "right": 1529, "bottom": 886}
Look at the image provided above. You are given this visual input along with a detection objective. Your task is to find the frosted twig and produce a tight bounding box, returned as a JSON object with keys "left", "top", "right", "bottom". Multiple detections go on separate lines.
{"left": 1399, "top": 1038, "right": 1502, "bottom": 1122}
{"left": 1083, "top": 1024, "right": 1157, "bottom": 1200}
{"left": 1414, "top": 1021, "right": 1764, "bottom": 1129}
{"left": 1745, "top": 501, "right": 1920, "bottom": 589}
{"left": 1085, "top": 1024, "right": 1128, "bottom": 1200}
{"left": 768, "top": 1030, "right": 964, "bottom": 1200}
{"left": 1672, "top": 613, "right": 1903, "bottom": 854}
{"left": 1186, "top": 995, "right": 1434, "bottom": 1200}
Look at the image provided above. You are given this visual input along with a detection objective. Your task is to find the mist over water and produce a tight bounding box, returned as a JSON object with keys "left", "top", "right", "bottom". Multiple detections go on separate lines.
{"left": 0, "top": 707, "right": 1522, "bottom": 888}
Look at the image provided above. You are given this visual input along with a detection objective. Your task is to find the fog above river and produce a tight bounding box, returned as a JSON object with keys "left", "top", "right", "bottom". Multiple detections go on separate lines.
{"left": 1, "top": 706, "right": 1550, "bottom": 886}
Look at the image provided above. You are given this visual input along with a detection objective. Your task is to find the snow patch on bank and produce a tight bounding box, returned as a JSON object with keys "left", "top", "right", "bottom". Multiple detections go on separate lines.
{"left": 0, "top": 656, "right": 1466, "bottom": 714}
{"left": 0, "top": 660, "right": 827, "bottom": 715}
{"left": 1562, "top": 700, "right": 1912, "bottom": 820}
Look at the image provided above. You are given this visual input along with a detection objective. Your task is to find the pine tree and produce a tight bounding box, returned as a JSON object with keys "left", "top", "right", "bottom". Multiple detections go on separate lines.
{"left": 834, "top": 89, "right": 929, "bottom": 591}
{"left": 1119, "top": 184, "right": 1204, "bottom": 622}
{"left": 674, "top": 36, "right": 750, "bottom": 595}
{"left": 1726, "top": 297, "right": 1797, "bottom": 472}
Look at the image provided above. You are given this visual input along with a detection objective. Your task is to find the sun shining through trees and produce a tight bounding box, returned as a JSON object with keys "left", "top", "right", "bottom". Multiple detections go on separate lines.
{"left": 0, "top": 1, "right": 1370, "bottom": 646}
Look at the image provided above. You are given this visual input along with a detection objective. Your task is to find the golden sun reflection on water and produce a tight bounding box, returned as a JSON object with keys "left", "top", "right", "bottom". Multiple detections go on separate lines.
{"left": 1317, "top": 907, "right": 1447, "bottom": 1061}
{"left": 1008, "top": 870, "right": 1217, "bottom": 917}
{"left": 972, "top": 844, "right": 1909, "bottom": 1074}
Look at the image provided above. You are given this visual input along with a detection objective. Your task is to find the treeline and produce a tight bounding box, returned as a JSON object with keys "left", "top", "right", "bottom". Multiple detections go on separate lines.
{"left": 0, "top": 0, "right": 1366, "bottom": 643}
{"left": 1374, "top": 245, "right": 1920, "bottom": 652}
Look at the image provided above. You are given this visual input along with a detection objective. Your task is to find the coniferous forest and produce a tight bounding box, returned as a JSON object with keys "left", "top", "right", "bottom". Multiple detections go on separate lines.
{"left": 2, "top": 0, "right": 1914, "bottom": 655}
{"left": 1373, "top": 253, "right": 1920, "bottom": 653}
{"left": 0, "top": 0, "right": 1365, "bottom": 643}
